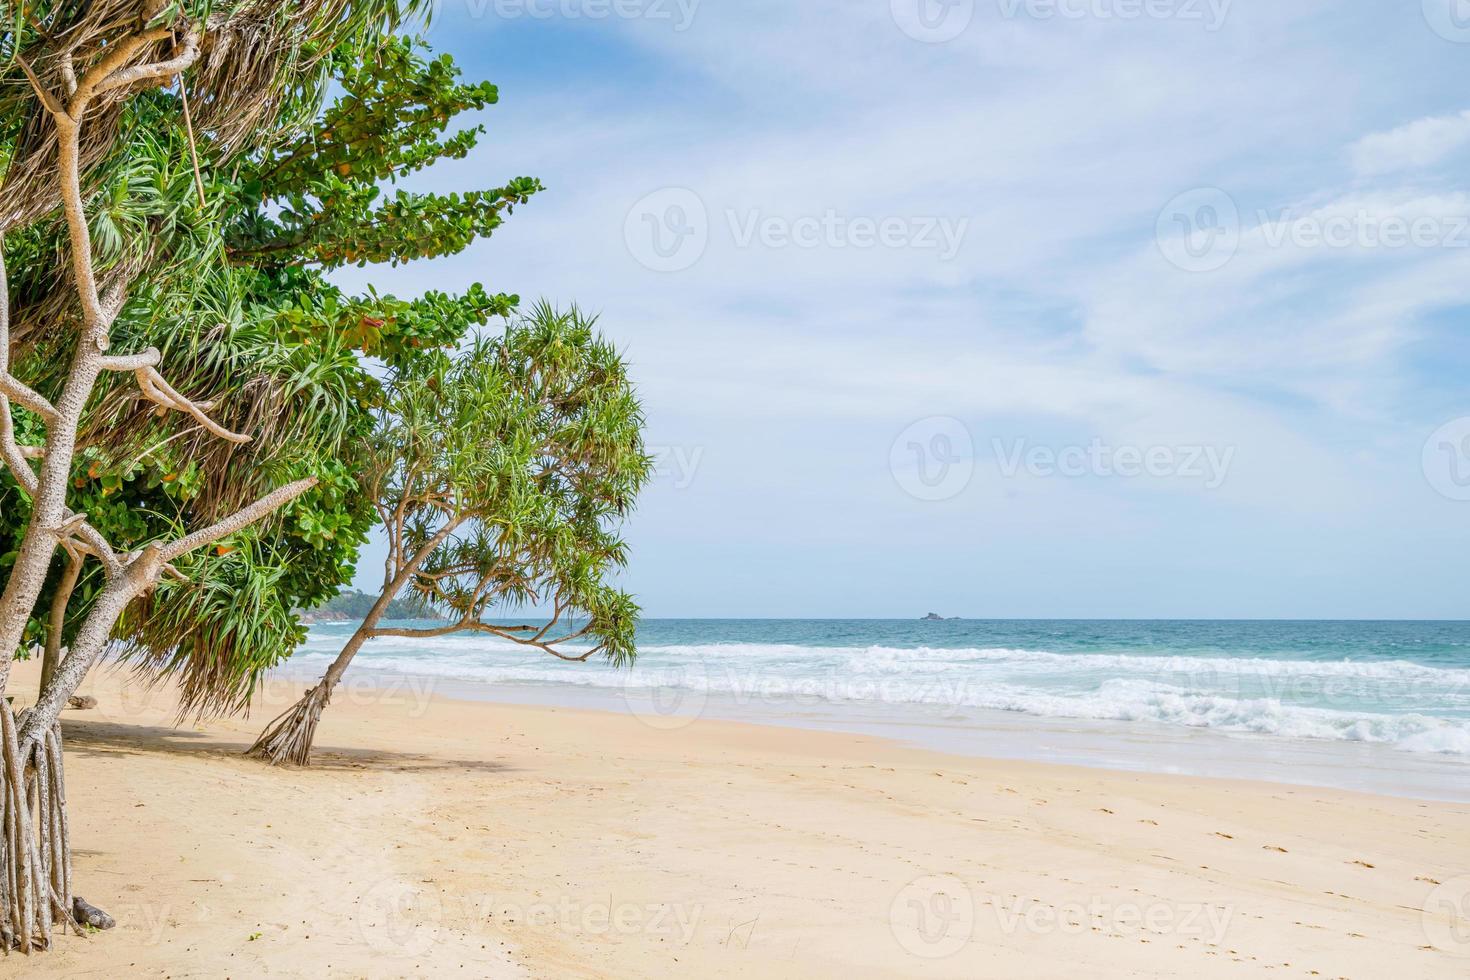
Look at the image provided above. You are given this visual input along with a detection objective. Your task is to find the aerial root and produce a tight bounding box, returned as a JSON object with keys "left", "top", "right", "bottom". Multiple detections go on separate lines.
{"left": 247, "top": 684, "right": 332, "bottom": 768}
{"left": 0, "top": 702, "right": 81, "bottom": 953}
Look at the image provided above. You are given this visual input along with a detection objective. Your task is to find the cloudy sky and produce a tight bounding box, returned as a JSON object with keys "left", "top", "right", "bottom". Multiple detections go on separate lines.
{"left": 338, "top": 0, "right": 1470, "bottom": 618}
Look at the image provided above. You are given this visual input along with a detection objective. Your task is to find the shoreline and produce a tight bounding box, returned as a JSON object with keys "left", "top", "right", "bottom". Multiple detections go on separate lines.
{"left": 269, "top": 657, "right": 1470, "bottom": 805}
{"left": 14, "top": 660, "right": 1470, "bottom": 977}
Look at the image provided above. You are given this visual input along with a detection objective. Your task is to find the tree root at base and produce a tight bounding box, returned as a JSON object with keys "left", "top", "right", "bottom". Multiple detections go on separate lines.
{"left": 247, "top": 685, "right": 331, "bottom": 767}
{"left": 0, "top": 701, "right": 82, "bottom": 952}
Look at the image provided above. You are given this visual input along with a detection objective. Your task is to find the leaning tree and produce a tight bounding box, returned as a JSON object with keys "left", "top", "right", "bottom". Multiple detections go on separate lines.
{"left": 249, "top": 304, "right": 651, "bottom": 766}
{"left": 0, "top": 0, "right": 446, "bottom": 952}
{"left": 0, "top": 29, "right": 543, "bottom": 720}
{"left": 108, "top": 34, "right": 543, "bottom": 718}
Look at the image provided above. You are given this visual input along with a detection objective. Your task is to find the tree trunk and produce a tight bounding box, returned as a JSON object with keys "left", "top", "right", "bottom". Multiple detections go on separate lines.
{"left": 247, "top": 514, "right": 466, "bottom": 767}
{"left": 39, "top": 554, "right": 81, "bottom": 695}
{"left": 0, "top": 701, "right": 81, "bottom": 952}
{"left": 246, "top": 603, "right": 389, "bottom": 767}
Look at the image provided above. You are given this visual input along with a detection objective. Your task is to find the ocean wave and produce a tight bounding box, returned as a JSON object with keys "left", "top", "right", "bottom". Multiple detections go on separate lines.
{"left": 961, "top": 679, "right": 1470, "bottom": 753}
{"left": 300, "top": 634, "right": 1470, "bottom": 682}
{"left": 290, "top": 633, "right": 1470, "bottom": 756}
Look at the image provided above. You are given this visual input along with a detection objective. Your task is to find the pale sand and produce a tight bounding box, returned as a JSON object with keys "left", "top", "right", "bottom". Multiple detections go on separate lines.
{"left": 5, "top": 659, "right": 1469, "bottom": 979}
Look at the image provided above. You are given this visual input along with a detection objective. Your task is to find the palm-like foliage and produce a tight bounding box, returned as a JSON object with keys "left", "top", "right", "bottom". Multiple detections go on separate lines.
{"left": 0, "top": 0, "right": 434, "bottom": 232}
{"left": 1, "top": 18, "right": 542, "bottom": 717}
{"left": 249, "top": 304, "right": 652, "bottom": 766}
{"left": 390, "top": 303, "right": 651, "bottom": 664}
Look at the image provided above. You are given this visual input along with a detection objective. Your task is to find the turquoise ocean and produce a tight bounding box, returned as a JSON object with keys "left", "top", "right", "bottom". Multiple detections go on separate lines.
{"left": 286, "top": 619, "right": 1470, "bottom": 799}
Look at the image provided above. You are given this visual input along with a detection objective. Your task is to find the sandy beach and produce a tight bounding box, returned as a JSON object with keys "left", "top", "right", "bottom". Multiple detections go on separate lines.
{"left": 5, "top": 658, "right": 1468, "bottom": 979}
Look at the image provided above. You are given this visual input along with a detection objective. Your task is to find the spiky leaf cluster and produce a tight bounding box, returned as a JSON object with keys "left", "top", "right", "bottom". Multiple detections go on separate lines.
{"left": 0, "top": 15, "right": 541, "bottom": 715}
{"left": 382, "top": 303, "right": 652, "bottom": 667}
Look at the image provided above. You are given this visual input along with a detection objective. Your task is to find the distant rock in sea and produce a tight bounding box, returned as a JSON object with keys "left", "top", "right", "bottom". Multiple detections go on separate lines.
{"left": 922, "top": 613, "right": 945, "bottom": 621}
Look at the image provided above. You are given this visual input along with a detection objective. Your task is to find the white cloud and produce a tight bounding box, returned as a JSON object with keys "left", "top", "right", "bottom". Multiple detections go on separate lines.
{"left": 335, "top": 3, "right": 1470, "bottom": 615}
{"left": 1349, "top": 110, "right": 1470, "bottom": 176}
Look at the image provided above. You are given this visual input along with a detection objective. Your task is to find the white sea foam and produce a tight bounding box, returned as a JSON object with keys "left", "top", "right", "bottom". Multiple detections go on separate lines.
{"left": 287, "top": 634, "right": 1470, "bottom": 756}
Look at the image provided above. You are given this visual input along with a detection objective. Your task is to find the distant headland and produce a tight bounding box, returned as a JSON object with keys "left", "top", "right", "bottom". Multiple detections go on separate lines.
{"left": 298, "top": 590, "right": 446, "bottom": 624}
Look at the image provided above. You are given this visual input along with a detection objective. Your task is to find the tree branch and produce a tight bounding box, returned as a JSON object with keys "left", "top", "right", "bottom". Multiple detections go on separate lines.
{"left": 372, "top": 623, "right": 539, "bottom": 640}
{"left": 0, "top": 373, "right": 58, "bottom": 422}
{"left": 156, "top": 478, "right": 317, "bottom": 563}
{"left": 92, "top": 28, "right": 201, "bottom": 97}
{"left": 70, "top": 28, "right": 175, "bottom": 105}
{"left": 40, "top": 550, "right": 83, "bottom": 691}
{"left": 13, "top": 53, "right": 68, "bottom": 119}
{"left": 98, "top": 348, "right": 162, "bottom": 372}
{"left": 134, "top": 365, "right": 249, "bottom": 443}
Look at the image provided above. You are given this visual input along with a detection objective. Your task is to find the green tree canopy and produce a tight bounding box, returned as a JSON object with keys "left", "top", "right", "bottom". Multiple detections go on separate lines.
{"left": 1, "top": 23, "right": 543, "bottom": 716}
{"left": 250, "top": 303, "right": 652, "bottom": 766}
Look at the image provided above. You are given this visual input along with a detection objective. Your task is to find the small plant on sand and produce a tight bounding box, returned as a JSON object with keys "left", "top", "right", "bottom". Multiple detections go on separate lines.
{"left": 248, "top": 304, "right": 651, "bottom": 766}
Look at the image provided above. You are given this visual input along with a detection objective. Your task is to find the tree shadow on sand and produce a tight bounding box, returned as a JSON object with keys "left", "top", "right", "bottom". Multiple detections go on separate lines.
{"left": 57, "top": 718, "right": 521, "bottom": 775}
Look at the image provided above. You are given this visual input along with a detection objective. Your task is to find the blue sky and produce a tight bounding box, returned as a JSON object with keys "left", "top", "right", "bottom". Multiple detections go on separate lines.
{"left": 337, "top": 0, "right": 1470, "bottom": 618}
